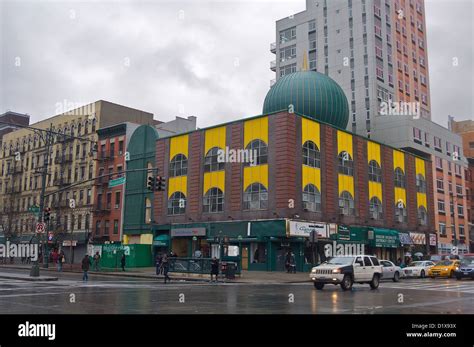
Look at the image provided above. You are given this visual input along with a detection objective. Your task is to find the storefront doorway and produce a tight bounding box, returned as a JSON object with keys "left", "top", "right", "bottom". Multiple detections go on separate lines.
{"left": 241, "top": 246, "right": 249, "bottom": 270}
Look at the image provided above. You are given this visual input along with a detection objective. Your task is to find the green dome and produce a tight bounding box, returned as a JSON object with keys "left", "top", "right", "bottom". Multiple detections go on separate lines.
{"left": 263, "top": 71, "right": 349, "bottom": 129}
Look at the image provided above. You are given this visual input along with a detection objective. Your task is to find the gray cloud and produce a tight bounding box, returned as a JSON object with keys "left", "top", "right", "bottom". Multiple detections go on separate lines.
{"left": 0, "top": 0, "right": 472, "bottom": 128}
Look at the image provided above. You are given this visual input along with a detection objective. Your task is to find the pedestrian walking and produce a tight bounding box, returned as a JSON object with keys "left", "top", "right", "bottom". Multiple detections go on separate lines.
{"left": 57, "top": 251, "right": 64, "bottom": 272}
{"left": 82, "top": 254, "right": 91, "bottom": 282}
{"left": 120, "top": 254, "right": 126, "bottom": 271}
{"left": 210, "top": 257, "right": 219, "bottom": 282}
{"left": 155, "top": 254, "right": 162, "bottom": 275}
{"left": 93, "top": 252, "right": 101, "bottom": 271}
{"left": 286, "top": 252, "right": 296, "bottom": 273}
{"left": 162, "top": 254, "right": 171, "bottom": 283}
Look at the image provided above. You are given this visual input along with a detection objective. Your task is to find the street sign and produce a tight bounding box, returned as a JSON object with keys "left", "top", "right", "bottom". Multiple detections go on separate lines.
{"left": 36, "top": 222, "right": 46, "bottom": 234}
{"left": 108, "top": 176, "right": 126, "bottom": 188}
{"left": 29, "top": 205, "right": 40, "bottom": 213}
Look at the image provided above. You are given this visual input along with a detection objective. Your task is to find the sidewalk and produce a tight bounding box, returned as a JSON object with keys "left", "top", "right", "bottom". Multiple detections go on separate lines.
{"left": 0, "top": 264, "right": 311, "bottom": 284}
{"left": 0, "top": 271, "right": 58, "bottom": 281}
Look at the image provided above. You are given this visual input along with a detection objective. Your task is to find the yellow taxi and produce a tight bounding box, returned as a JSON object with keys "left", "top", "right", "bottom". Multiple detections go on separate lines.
{"left": 428, "top": 259, "right": 461, "bottom": 278}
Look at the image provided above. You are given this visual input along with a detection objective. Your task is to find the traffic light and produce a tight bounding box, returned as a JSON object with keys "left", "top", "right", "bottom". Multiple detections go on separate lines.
{"left": 156, "top": 176, "right": 166, "bottom": 191}
{"left": 44, "top": 207, "right": 51, "bottom": 222}
{"left": 147, "top": 176, "right": 156, "bottom": 191}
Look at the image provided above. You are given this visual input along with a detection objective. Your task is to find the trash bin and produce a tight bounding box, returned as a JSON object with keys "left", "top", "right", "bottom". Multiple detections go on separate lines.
{"left": 225, "top": 262, "right": 237, "bottom": 279}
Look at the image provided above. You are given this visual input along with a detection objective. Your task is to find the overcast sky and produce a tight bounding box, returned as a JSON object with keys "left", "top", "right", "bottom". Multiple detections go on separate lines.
{"left": 0, "top": 0, "right": 472, "bottom": 129}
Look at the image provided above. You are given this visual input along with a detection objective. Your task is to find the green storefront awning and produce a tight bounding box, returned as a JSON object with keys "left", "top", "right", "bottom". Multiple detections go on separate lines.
{"left": 368, "top": 228, "right": 400, "bottom": 248}
{"left": 153, "top": 234, "right": 170, "bottom": 247}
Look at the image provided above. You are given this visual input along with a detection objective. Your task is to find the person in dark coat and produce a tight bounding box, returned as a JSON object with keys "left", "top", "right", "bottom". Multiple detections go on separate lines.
{"left": 120, "top": 254, "right": 126, "bottom": 271}
{"left": 155, "top": 254, "right": 162, "bottom": 275}
{"left": 210, "top": 257, "right": 219, "bottom": 282}
{"left": 82, "top": 255, "right": 91, "bottom": 282}
{"left": 162, "top": 254, "right": 171, "bottom": 283}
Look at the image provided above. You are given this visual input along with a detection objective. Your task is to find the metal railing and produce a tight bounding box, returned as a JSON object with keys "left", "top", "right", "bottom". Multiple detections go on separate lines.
{"left": 168, "top": 257, "right": 212, "bottom": 274}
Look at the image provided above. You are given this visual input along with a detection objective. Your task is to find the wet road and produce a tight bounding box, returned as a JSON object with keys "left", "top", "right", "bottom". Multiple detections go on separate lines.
{"left": 0, "top": 269, "right": 473, "bottom": 314}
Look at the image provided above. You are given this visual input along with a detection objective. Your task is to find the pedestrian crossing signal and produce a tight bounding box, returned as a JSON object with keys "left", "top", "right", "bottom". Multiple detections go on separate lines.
{"left": 156, "top": 176, "right": 166, "bottom": 191}
{"left": 44, "top": 207, "right": 51, "bottom": 222}
{"left": 147, "top": 176, "right": 156, "bottom": 191}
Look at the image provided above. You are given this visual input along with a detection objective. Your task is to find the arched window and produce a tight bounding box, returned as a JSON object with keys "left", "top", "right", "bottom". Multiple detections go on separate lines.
{"left": 394, "top": 168, "right": 406, "bottom": 188}
{"left": 77, "top": 122, "right": 82, "bottom": 136}
{"left": 416, "top": 174, "right": 426, "bottom": 193}
{"left": 92, "top": 118, "right": 97, "bottom": 132}
{"left": 339, "top": 191, "right": 355, "bottom": 216}
{"left": 204, "top": 147, "right": 224, "bottom": 172}
{"left": 244, "top": 140, "right": 268, "bottom": 166}
{"left": 169, "top": 154, "right": 188, "bottom": 177}
{"left": 338, "top": 151, "right": 354, "bottom": 176}
{"left": 368, "top": 160, "right": 382, "bottom": 183}
{"left": 70, "top": 124, "right": 75, "bottom": 137}
{"left": 302, "top": 184, "right": 321, "bottom": 212}
{"left": 243, "top": 183, "right": 268, "bottom": 210}
{"left": 302, "top": 141, "right": 321, "bottom": 168}
{"left": 395, "top": 202, "right": 408, "bottom": 223}
{"left": 369, "top": 197, "right": 383, "bottom": 220}
{"left": 418, "top": 206, "right": 427, "bottom": 225}
{"left": 168, "top": 192, "right": 186, "bottom": 215}
{"left": 145, "top": 198, "right": 152, "bottom": 224}
{"left": 203, "top": 187, "right": 224, "bottom": 213}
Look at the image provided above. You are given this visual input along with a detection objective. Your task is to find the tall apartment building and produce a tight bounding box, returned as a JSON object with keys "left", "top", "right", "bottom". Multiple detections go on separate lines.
{"left": 271, "top": 0, "right": 469, "bottom": 255}
{"left": 450, "top": 118, "right": 474, "bottom": 252}
{"left": 0, "top": 100, "right": 155, "bottom": 262}
{"left": 0, "top": 111, "right": 30, "bottom": 145}
{"left": 271, "top": 0, "right": 431, "bottom": 136}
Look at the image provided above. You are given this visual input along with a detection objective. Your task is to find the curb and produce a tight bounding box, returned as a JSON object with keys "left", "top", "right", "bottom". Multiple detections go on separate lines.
{"left": 0, "top": 274, "right": 58, "bottom": 281}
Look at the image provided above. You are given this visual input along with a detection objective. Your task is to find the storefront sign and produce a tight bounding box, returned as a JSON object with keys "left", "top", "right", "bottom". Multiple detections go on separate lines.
{"left": 62, "top": 240, "right": 77, "bottom": 247}
{"left": 338, "top": 225, "right": 351, "bottom": 240}
{"left": 410, "top": 232, "right": 426, "bottom": 245}
{"left": 368, "top": 229, "right": 399, "bottom": 248}
{"left": 288, "top": 221, "right": 328, "bottom": 238}
{"left": 171, "top": 227, "right": 206, "bottom": 237}
{"left": 398, "top": 233, "right": 413, "bottom": 246}
{"left": 429, "top": 234, "right": 437, "bottom": 247}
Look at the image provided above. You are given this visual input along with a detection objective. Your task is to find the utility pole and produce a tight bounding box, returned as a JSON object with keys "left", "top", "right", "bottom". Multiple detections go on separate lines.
{"left": 30, "top": 123, "right": 53, "bottom": 276}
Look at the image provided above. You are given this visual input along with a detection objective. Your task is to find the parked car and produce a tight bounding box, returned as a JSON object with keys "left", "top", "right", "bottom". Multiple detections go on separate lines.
{"left": 428, "top": 259, "right": 461, "bottom": 278}
{"left": 379, "top": 260, "right": 403, "bottom": 282}
{"left": 403, "top": 261, "right": 436, "bottom": 278}
{"left": 454, "top": 258, "right": 474, "bottom": 280}
{"left": 309, "top": 255, "right": 383, "bottom": 291}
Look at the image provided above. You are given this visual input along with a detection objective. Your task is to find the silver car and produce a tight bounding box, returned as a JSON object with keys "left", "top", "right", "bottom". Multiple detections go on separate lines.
{"left": 380, "top": 260, "right": 403, "bottom": 282}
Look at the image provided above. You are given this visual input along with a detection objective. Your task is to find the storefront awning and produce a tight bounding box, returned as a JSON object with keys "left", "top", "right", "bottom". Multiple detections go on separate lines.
{"left": 153, "top": 234, "right": 170, "bottom": 246}
{"left": 398, "top": 232, "right": 413, "bottom": 246}
{"left": 368, "top": 228, "right": 400, "bottom": 248}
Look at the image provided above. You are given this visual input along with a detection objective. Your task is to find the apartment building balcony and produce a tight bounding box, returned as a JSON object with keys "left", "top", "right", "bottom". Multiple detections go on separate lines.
{"left": 94, "top": 176, "right": 110, "bottom": 186}
{"left": 57, "top": 135, "right": 75, "bottom": 143}
{"left": 270, "top": 42, "right": 276, "bottom": 54}
{"left": 97, "top": 152, "right": 111, "bottom": 161}
{"left": 270, "top": 60, "right": 276, "bottom": 72}
{"left": 94, "top": 204, "right": 111, "bottom": 214}
{"left": 53, "top": 178, "right": 71, "bottom": 186}
{"left": 54, "top": 154, "right": 73, "bottom": 164}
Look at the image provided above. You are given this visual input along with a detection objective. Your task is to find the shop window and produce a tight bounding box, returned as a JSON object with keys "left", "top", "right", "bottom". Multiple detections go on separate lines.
{"left": 204, "top": 147, "right": 225, "bottom": 172}
{"left": 394, "top": 167, "right": 406, "bottom": 188}
{"left": 368, "top": 160, "right": 382, "bottom": 182}
{"left": 243, "top": 183, "right": 268, "bottom": 210}
{"left": 339, "top": 191, "right": 355, "bottom": 216}
{"left": 369, "top": 196, "right": 383, "bottom": 219}
{"left": 338, "top": 151, "right": 354, "bottom": 176}
{"left": 250, "top": 243, "right": 267, "bottom": 263}
{"left": 302, "top": 141, "right": 321, "bottom": 168}
{"left": 302, "top": 184, "right": 321, "bottom": 212}
{"left": 168, "top": 191, "right": 186, "bottom": 215}
{"left": 243, "top": 140, "right": 268, "bottom": 166}
{"left": 169, "top": 154, "right": 188, "bottom": 177}
{"left": 203, "top": 187, "right": 224, "bottom": 213}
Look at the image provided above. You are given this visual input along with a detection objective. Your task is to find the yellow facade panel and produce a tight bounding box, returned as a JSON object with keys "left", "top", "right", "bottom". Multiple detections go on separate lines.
{"left": 415, "top": 157, "right": 426, "bottom": 177}
{"left": 338, "top": 174, "right": 354, "bottom": 197}
{"left": 302, "top": 165, "right": 321, "bottom": 191}
{"left": 417, "top": 192, "right": 427, "bottom": 209}
{"left": 367, "top": 141, "right": 381, "bottom": 164}
{"left": 301, "top": 118, "right": 320, "bottom": 148}
{"left": 169, "top": 135, "right": 189, "bottom": 159}
{"left": 168, "top": 176, "right": 188, "bottom": 198}
{"left": 244, "top": 117, "right": 268, "bottom": 147}
{"left": 337, "top": 130, "right": 353, "bottom": 157}
{"left": 203, "top": 171, "right": 225, "bottom": 194}
{"left": 368, "top": 181, "right": 383, "bottom": 201}
{"left": 393, "top": 150, "right": 405, "bottom": 172}
{"left": 205, "top": 126, "right": 226, "bottom": 154}
{"left": 243, "top": 164, "right": 268, "bottom": 191}
{"left": 394, "top": 187, "right": 407, "bottom": 205}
